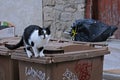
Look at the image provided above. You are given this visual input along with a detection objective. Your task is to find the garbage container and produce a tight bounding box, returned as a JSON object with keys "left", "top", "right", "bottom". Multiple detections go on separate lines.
{"left": 0, "top": 37, "right": 19, "bottom": 80}
{"left": 11, "top": 39, "right": 109, "bottom": 80}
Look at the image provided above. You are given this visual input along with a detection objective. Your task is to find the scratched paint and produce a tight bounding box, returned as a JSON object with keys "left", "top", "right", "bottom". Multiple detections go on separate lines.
{"left": 63, "top": 68, "right": 79, "bottom": 80}
{"left": 25, "top": 67, "right": 50, "bottom": 80}
{"left": 75, "top": 61, "right": 92, "bottom": 80}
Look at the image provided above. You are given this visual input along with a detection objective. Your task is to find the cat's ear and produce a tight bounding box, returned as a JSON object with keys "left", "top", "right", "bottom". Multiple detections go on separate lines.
{"left": 46, "top": 25, "right": 51, "bottom": 30}
{"left": 45, "top": 25, "right": 51, "bottom": 35}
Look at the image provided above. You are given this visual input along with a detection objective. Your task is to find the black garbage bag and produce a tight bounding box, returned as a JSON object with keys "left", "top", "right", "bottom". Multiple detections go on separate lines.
{"left": 70, "top": 19, "right": 118, "bottom": 42}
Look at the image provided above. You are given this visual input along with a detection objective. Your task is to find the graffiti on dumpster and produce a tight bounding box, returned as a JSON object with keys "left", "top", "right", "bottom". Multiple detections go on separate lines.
{"left": 25, "top": 67, "right": 50, "bottom": 80}
{"left": 63, "top": 68, "right": 79, "bottom": 80}
{"left": 75, "top": 61, "right": 92, "bottom": 80}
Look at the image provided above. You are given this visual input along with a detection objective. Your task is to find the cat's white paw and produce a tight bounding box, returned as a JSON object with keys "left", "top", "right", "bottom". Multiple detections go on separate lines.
{"left": 40, "top": 52, "right": 45, "bottom": 57}
{"left": 28, "top": 54, "right": 32, "bottom": 58}
{"left": 26, "top": 50, "right": 33, "bottom": 58}
{"left": 34, "top": 53, "right": 39, "bottom": 58}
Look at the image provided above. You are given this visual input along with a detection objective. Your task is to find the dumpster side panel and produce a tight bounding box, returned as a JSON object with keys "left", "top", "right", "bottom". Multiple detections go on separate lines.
{"left": 12, "top": 60, "right": 19, "bottom": 80}
{"left": 90, "top": 56, "right": 104, "bottom": 80}
{"left": 51, "top": 56, "right": 103, "bottom": 80}
{"left": 18, "top": 56, "right": 103, "bottom": 80}
{"left": 0, "top": 56, "right": 19, "bottom": 80}
{"left": 19, "top": 61, "right": 51, "bottom": 80}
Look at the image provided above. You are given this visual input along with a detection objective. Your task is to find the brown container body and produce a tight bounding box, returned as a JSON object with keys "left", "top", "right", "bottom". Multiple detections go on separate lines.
{"left": 18, "top": 56, "right": 103, "bottom": 80}
{"left": 0, "top": 37, "right": 20, "bottom": 80}
{"left": 0, "top": 56, "right": 19, "bottom": 80}
{"left": 0, "top": 37, "right": 109, "bottom": 80}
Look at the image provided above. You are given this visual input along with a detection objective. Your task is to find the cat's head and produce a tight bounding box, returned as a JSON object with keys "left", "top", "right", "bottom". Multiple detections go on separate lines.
{"left": 39, "top": 25, "right": 51, "bottom": 40}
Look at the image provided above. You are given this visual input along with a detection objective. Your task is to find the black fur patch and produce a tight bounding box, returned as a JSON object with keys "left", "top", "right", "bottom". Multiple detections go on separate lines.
{"left": 27, "top": 47, "right": 31, "bottom": 50}
{"left": 31, "top": 41, "right": 34, "bottom": 47}
{"left": 38, "top": 47, "right": 44, "bottom": 52}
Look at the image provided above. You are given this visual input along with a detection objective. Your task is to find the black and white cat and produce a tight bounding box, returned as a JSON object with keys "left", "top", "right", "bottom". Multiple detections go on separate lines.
{"left": 5, "top": 25, "right": 51, "bottom": 58}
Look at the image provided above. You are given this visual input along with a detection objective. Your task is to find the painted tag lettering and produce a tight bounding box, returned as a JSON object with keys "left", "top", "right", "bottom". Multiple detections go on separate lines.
{"left": 25, "top": 67, "right": 49, "bottom": 80}
{"left": 63, "top": 68, "right": 79, "bottom": 80}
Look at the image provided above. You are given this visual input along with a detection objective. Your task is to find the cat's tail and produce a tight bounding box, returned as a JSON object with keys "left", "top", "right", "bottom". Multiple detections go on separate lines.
{"left": 5, "top": 37, "right": 24, "bottom": 50}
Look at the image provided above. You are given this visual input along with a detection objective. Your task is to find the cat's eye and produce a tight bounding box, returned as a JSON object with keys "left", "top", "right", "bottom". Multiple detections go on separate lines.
{"left": 46, "top": 29, "right": 50, "bottom": 35}
{"left": 41, "top": 31, "right": 44, "bottom": 34}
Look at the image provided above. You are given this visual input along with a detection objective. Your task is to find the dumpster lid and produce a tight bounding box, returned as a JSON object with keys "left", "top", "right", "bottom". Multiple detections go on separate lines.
{"left": 0, "top": 37, "right": 21, "bottom": 56}
{"left": 0, "top": 37, "right": 109, "bottom": 63}
{"left": 11, "top": 38, "right": 109, "bottom": 64}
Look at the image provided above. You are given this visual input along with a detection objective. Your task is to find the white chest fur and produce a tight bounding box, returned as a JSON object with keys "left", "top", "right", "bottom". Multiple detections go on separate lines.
{"left": 29, "top": 30, "right": 50, "bottom": 48}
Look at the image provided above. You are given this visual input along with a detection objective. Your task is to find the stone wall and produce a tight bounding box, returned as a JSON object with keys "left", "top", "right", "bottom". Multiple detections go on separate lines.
{"left": 43, "top": 0, "right": 85, "bottom": 39}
